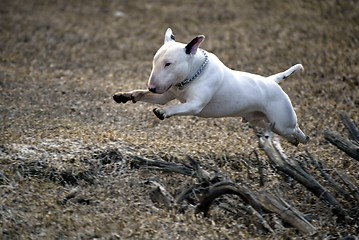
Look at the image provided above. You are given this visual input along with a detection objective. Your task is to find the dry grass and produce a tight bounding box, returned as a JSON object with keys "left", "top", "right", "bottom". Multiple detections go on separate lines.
{"left": 1, "top": 0, "right": 359, "bottom": 239}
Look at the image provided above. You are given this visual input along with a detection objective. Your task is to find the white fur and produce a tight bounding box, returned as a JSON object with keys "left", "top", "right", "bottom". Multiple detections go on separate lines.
{"left": 113, "top": 28, "right": 308, "bottom": 145}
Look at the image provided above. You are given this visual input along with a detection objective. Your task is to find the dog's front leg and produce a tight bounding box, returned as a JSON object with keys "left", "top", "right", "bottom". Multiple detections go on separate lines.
{"left": 113, "top": 90, "right": 174, "bottom": 105}
{"left": 153, "top": 100, "right": 206, "bottom": 120}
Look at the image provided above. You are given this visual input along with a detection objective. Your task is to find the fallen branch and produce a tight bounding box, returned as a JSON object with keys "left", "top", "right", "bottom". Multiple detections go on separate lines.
{"left": 324, "top": 131, "right": 359, "bottom": 161}
{"left": 187, "top": 156, "right": 211, "bottom": 182}
{"left": 147, "top": 180, "right": 175, "bottom": 210}
{"left": 258, "top": 131, "right": 348, "bottom": 221}
{"left": 245, "top": 205, "right": 274, "bottom": 234}
{"left": 131, "top": 156, "right": 194, "bottom": 176}
{"left": 325, "top": 112, "right": 359, "bottom": 161}
{"left": 340, "top": 112, "right": 359, "bottom": 143}
{"left": 334, "top": 170, "right": 359, "bottom": 204}
{"left": 195, "top": 181, "right": 263, "bottom": 217}
{"left": 188, "top": 160, "right": 318, "bottom": 235}
{"left": 306, "top": 149, "right": 352, "bottom": 202}
{"left": 255, "top": 191, "right": 317, "bottom": 236}
{"left": 133, "top": 152, "right": 320, "bottom": 235}
{"left": 195, "top": 181, "right": 275, "bottom": 233}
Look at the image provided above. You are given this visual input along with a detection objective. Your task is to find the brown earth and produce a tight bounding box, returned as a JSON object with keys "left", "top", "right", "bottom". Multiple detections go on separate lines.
{"left": 1, "top": 0, "right": 359, "bottom": 239}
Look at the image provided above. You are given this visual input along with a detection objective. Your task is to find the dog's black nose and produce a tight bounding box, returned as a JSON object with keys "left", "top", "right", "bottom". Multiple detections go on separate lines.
{"left": 148, "top": 87, "right": 156, "bottom": 93}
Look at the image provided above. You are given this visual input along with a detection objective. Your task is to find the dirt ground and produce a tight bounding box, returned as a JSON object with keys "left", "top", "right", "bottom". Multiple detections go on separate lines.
{"left": 1, "top": 0, "right": 359, "bottom": 239}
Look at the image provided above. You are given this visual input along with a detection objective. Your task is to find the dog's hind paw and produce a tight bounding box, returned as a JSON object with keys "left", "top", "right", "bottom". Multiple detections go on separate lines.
{"left": 153, "top": 108, "right": 165, "bottom": 120}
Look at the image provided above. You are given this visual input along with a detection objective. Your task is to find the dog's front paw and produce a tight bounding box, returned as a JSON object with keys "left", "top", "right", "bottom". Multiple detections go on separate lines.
{"left": 153, "top": 108, "right": 166, "bottom": 120}
{"left": 113, "top": 92, "right": 136, "bottom": 104}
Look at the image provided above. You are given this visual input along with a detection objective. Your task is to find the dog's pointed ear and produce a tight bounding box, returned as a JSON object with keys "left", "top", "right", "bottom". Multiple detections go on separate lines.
{"left": 185, "top": 35, "right": 205, "bottom": 55}
{"left": 164, "top": 28, "right": 175, "bottom": 44}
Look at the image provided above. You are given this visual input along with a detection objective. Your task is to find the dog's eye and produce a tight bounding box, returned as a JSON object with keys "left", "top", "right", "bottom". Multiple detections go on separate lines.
{"left": 164, "top": 62, "right": 172, "bottom": 67}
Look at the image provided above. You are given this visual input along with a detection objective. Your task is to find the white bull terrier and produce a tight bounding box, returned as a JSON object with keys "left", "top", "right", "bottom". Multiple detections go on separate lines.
{"left": 113, "top": 28, "right": 308, "bottom": 146}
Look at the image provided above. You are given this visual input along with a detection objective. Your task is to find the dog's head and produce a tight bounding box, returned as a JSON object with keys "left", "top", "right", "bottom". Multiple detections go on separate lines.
{"left": 148, "top": 28, "right": 205, "bottom": 94}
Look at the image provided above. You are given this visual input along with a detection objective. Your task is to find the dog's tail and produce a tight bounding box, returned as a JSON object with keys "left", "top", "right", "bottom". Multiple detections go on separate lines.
{"left": 268, "top": 64, "right": 304, "bottom": 84}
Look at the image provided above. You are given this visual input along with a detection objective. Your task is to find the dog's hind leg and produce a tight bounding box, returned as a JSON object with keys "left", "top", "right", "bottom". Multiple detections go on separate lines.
{"left": 242, "top": 112, "right": 271, "bottom": 129}
{"left": 264, "top": 98, "right": 308, "bottom": 145}
{"left": 268, "top": 64, "right": 304, "bottom": 84}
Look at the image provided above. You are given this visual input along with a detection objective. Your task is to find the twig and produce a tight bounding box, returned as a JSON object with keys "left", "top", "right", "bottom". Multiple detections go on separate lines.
{"left": 255, "top": 191, "right": 317, "bottom": 235}
{"left": 246, "top": 205, "right": 274, "bottom": 233}
{"left": 250, "top": 149, "right": 265, "bottom": 187}
{"left": 324, "top": 131, "right": 359, "bottom": 161}
{"left": 195, "top": 182, "right": 263, "bottom": 216}
{"left": 340, "top": 112, "right": 359, "bottom": 143}
{"left": 146, "top": 180, "right": 175, "bottom": 210}
{"left": 131, "top": 156, "right": 194, "bottom": 176}
{"left": 187, "top": 155, "right": 210, "bottom": 182}
{"left": 306, "top": 149, "right": 352, "bottom": 202}
{"left": 334, "top": 170, "right": 359, "bottom": 204}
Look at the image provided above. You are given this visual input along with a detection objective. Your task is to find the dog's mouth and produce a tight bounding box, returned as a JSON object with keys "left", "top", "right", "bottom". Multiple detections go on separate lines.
{"left": 166, "top": 84, "right": 173, "bottom": 91}
{"left": 157, "top": 84, "right": 173, "bottom": 94}
{"left": 148, "top": 83, "right": 173, "bottom": 94}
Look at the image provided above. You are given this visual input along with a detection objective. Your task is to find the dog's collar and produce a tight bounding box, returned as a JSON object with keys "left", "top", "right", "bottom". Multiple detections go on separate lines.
{"left": 175, "top": 49, "right": 208, "bottom": 89}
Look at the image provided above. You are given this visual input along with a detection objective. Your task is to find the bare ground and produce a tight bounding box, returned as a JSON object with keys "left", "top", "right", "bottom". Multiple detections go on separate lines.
{"left": 1, "top": 0, "right": 359, "bottom": 239}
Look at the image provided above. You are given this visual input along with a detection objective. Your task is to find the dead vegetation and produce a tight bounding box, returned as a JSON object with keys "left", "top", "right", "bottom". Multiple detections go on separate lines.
{"left": 133, "top": 114, "right": 359, "bottom": 236}
{"left": 1, "top": 0, "right": 359, "bottom": 239}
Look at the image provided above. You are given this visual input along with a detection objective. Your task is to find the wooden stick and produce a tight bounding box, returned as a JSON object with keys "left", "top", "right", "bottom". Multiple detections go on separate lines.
{"left": 335, "top": 170, "right": 359, "bottom": 203}
{"left": 255, "top": 191, "right": 317, "bottom": 235}
{"left": 187, "top": 155, "right": 211, "bottom": 182}
{"left": 131, "top": 156, "right": 194, "bottom": 176}
{"left": 306, "top": 149, "right": 352, "bottom": 202}
{"left": 147, "top": 180, "right": 175, "bottom": 210}
{"left": 324, "top": 131, "right": 359, "bottom": 161}
{"left": 259, "top": 133, "right": 348, "bottom": 221}
{"left": 246, "top": 205, "right": 274, "bottom": 233}
{"left": 340, "top": 112, "right": 359, "bottom": 143}
{"left": 195, "top": 182, "right": 263, "bottom": 216}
